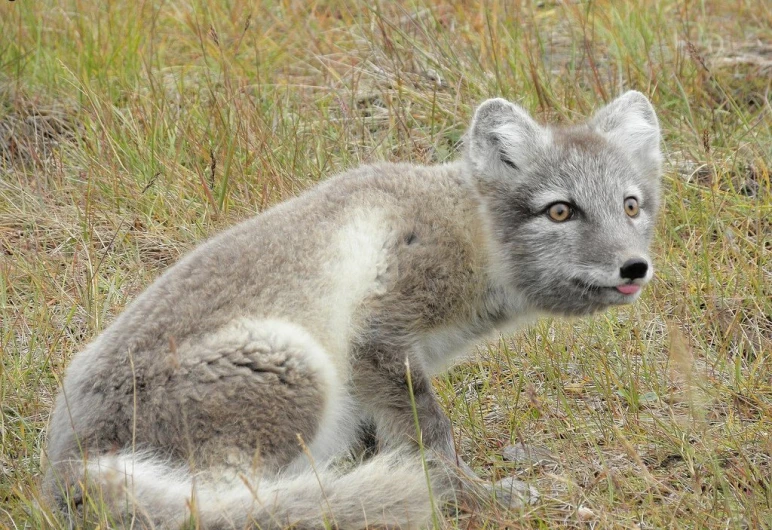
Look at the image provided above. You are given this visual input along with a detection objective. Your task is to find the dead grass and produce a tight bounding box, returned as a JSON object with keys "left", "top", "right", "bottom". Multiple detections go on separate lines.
{"left": 1, "top": 0, "right": 770, "bottom": 528}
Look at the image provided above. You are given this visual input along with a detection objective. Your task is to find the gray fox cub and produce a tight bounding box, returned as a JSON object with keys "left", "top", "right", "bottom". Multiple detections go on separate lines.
{"left": 44, "top": 91, "right": 662, "bottom": 528}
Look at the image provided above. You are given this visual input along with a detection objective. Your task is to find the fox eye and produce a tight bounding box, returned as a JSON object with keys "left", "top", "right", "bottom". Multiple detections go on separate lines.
{"left": 546, "top": 202, "right": 573, "bottom": 222}
{"left": 624, "top": 197, "right": 640, "bottom": 217}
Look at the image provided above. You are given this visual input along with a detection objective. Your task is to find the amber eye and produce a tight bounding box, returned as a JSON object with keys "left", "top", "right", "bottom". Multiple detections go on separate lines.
{"left": 624, "top": 197, "right": 640, "bottom": 217}
{"left": 547, "top": 202, "right": 573, "bottom": 222}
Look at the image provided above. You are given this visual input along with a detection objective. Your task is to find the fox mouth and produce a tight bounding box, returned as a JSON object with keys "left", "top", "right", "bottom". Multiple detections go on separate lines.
{"left": 571, "top": 278, "right": 642, "bottom": 296}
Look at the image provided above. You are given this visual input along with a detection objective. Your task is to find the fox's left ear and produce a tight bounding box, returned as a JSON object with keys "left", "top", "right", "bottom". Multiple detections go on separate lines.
{"left": 590, "top": 91, "right": 662, "bottom": 176}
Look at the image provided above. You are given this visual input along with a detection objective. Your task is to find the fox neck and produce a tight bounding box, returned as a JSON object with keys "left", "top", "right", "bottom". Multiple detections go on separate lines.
{"left": 462, "top": 165, "right": 537, "bottom": 333}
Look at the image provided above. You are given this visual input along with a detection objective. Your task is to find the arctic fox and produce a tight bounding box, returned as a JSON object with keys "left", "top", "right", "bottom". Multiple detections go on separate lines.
{"left": 43, "top": 91, "right": 662, "bottom": 529}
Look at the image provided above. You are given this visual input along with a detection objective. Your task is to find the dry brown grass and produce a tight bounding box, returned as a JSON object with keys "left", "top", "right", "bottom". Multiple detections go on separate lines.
{"left": 1, "top": 1, "right": 770, "bottom": 528}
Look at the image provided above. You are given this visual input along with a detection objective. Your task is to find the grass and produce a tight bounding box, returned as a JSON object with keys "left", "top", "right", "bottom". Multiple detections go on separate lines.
{"left": 1, "top": 0, "right": 770, "bottom": 528}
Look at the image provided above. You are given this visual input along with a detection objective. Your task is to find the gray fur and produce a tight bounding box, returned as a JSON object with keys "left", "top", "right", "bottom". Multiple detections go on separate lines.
{"left": 43, "top": 91, "right": 662, "bottom": 528}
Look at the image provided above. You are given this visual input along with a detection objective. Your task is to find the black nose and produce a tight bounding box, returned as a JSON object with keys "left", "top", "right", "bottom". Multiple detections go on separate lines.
{"left": 620, "top": 258, "right": 648, "bottom": 280}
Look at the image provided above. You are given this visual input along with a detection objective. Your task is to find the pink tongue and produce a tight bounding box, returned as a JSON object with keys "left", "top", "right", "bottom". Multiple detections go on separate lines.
{"left": 616, "top": 284, "right": 640, "bottom": 295}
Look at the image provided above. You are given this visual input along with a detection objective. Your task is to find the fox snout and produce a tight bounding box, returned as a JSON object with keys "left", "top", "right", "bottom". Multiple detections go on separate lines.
{"left": 619, "top": 257, "right": 648, "bottom": 280}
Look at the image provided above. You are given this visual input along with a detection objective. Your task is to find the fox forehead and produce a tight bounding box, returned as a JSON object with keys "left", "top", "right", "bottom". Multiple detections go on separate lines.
{"left": 523, "top": 141, "right": 648, "bottom": 208}
{"left": 551, "top": 125, "right": 607, "bottom": 151}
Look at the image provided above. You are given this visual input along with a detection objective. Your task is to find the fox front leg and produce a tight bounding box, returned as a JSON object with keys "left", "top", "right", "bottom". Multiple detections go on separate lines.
{"left": 351, "top": 341, "right": 537, "bottom": 511}
{"left": 350, "top": 344, "right": 459, "bottom": 463}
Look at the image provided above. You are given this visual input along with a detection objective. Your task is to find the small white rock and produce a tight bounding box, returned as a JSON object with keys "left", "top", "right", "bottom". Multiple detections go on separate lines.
{"left": 577, "top": 506, "right": 596, "bottom": 521}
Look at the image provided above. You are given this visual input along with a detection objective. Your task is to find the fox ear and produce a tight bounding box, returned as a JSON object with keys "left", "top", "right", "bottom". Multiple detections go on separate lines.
{"left": 590, "top": 91, "right": 662, "bottom": 176}
{"left": 466, "top": 98, "right": 549, "bottom": 182}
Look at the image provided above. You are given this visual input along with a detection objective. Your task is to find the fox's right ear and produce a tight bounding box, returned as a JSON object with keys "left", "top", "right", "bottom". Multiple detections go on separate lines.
{"left": 466, "top": 98, "right": 549, "bottom": 183}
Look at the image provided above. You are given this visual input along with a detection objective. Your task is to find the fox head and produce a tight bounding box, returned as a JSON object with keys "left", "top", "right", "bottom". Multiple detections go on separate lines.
{"left": 465, "top": 91, "right": 663, "bottom": 316}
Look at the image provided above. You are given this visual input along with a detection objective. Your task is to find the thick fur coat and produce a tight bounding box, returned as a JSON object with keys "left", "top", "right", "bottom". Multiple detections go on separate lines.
{"left": 44, "top": 91, "right": 663, "bottom": 529}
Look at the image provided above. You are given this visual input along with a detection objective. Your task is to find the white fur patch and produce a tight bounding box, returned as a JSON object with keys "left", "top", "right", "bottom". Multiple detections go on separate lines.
{"left": 322, "top": 209, "right": 391, "bottom": 351}
{"left": 284, "top": 211, "right": 391, "bottom": 466}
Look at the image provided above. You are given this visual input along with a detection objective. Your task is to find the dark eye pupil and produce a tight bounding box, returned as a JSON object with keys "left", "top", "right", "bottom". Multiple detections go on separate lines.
{"left": 625, "top": 198, "right": 638, "bottom": 216}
